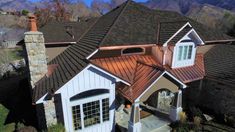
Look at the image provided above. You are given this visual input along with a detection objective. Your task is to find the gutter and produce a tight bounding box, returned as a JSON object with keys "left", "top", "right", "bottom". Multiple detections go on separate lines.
{"left": 205, "top": 39, "right": 235, "bottom": 44}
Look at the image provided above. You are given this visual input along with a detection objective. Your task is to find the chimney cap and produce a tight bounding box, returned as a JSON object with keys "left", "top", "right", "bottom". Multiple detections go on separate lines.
{"left": 27, "top": 13, "right": 37, "bottom": 32}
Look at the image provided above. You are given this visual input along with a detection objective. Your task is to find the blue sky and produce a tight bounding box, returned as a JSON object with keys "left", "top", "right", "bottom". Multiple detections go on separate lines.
{"left": 30, "top": 0, "right": 148, "bottom": 7}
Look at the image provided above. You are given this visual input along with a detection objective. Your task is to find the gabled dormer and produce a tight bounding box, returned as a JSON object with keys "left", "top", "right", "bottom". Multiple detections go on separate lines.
{"left": 172, "top": 29, "right": 204, "bottom": 68}
{"left": 162, "top": 23, "right": 204, "bottom": 68}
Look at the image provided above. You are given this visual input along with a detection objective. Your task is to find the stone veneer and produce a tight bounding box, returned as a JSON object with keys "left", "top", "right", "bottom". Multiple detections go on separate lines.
{"left": 24, "top": 31, "right": 48, "bottom": 87}
{"left": 44, "top": 98, "right": 58, "bottom": 127}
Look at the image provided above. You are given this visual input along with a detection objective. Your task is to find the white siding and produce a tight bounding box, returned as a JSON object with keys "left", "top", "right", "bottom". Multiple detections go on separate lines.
{"left": 56, "top": 66, "right": 116, "bottom": 132}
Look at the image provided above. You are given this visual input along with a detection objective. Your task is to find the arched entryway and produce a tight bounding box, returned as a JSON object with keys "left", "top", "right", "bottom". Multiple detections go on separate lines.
{"left": 144, "top": 89, "right": 175, "bottom": 114}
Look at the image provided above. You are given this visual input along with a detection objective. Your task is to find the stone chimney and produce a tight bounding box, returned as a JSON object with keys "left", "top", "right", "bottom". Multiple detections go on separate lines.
{"left": 24, "top": 14, "right": 47, "bottom": 87}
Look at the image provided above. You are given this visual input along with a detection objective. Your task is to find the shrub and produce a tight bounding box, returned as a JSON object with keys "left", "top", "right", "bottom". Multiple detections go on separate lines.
{"left": 193, "top": 116, "right": 201, "bottom": 128}
{"left": 48, "top": 123, "right": 65, "bottom": 132}
{"left": 179, "top": 111, "right": 187, "bottom": 124}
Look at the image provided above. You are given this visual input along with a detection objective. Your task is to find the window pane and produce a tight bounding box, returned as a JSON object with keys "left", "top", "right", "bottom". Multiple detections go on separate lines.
{"left": 83, "top": 100, "right": 100, "bottom": 127}
{"left": 187, "top": 45, "right": 193, "bottom": 59}
{"left": 72, "top": 105, "right": 82, "bottom": 130}
{"left": 178, "top": 46, "right": 183, "bottom": 61}
{"left": 183, "top": 46, "right": 188, "bottom": 60}
{"left": 102, "top": 98, "right": 109, "bottom": 122}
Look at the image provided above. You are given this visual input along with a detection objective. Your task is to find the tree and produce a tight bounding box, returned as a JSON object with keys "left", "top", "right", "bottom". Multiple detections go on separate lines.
{"left": 91, "top": 0, "right": 111, "bottom": 16}
{"left": 35, "top": 0, "right": 72, "bottom": 27}
{"left": 21, "top": 10, "right": 29, "bottom": 16}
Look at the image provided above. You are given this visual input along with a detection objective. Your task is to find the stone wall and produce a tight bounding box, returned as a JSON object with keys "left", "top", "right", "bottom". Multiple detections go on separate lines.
{"left": 44, "top": 99, "right": 57, "bottom": 127}
{"left": 24, "top": 31, "right": 47, "bottom": 87}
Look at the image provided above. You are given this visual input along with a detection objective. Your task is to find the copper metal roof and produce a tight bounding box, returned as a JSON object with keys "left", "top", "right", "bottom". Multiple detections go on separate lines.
{"left": 166, "top": 54, "right": 205, "bottom": 83}
{"left": 91, "top": 54, "right": 205, "bottom": 102}
{"left": 91, "top": 55, "right": 164, "bottom": 102}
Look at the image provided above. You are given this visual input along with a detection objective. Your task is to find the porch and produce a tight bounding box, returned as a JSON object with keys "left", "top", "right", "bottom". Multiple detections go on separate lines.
{"left": 116, "top": 107, "right": 171, "bottom": 132}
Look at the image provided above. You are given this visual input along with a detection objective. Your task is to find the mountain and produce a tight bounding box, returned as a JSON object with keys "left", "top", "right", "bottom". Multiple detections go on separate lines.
{"left": 144, "top": 0, "right": 235, "bottom": 14}
{"left": 187, "top": 4, "right": 235, "bottom": 32}
{"left": 143, "top": 0, "right": 235, "bottom": 33}
{"left": 0, "top": 0, "right": 36, "bottom": 11}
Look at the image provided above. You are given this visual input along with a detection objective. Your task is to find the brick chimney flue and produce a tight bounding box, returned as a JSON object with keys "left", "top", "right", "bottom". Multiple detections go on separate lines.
{"left": 28, "top": 14, "right": 37, "bottom": 32}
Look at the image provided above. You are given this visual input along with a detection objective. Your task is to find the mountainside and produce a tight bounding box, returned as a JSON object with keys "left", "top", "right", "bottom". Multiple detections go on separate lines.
{"left": 0, "top": 0, "right": 36, "bottom": 11}
{"left": 144, "top": 0, "right": 235, "bottom": 14}
{"left": 187, "top": 4, "right": 235, "bottom": 32}
{"left": 144, "top": 0, "right": 235, "bottom": 33}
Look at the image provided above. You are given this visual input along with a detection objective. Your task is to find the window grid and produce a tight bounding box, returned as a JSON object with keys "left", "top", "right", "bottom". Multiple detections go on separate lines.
{"left": 72, "top": 105, "right": 82, "bottom": 130}
{"left": 83, "top": 100, "right": 100, "bottom": 127}
{"left": 177, "top": 45, "right": 193, "bottom": 61}
{"left": 102, "top": 98, "right": 109, "bottom": 122}
{"left": 187, "top": 45, "right": 193, "bottom": 59}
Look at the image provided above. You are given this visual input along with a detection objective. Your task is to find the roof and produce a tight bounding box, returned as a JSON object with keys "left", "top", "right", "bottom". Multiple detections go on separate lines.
{"left": 91, "top": 54, "right": 164, "bottom": 102}
{"left": 32, "top": 0, "right": 229, "bottom": 102}
{"left": 166, "top": 54, "right": 205, "bottom": 83}
{"left": 39, "top": 18, "right": 97, "bottom": 44}
{"left": 91, "top": 54, "right": 204, "bottom": 102}
{"left": 204, "top": 44, "right": 235, "bottom": 86}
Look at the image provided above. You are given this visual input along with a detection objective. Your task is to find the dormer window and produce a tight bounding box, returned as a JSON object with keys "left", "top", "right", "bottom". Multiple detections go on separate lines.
{"left": 122, "top": 47, "right": 145, "bottom": 55}
{"left": 177, "top": 45, "right": 193, "bottom": 61}
{"left": 172, "top": 40, "right": 196, "bottom": 68}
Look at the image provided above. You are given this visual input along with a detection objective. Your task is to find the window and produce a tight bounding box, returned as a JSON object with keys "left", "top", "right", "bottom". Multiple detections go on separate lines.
{"left": 177, "top": 45, "right": 193, "bottom": 61}
{"left": 72, "top": 98, "right": 110, "bottom": 130}
{"left": 122, "top": 47, "right": 144, "bottom": 55}
{"left": 72, "top": 105, "right": 82, "bottom": 130}
{"left": 83, "top": 100, "right": 100, "bottom": 127}
{"left": 102, "top": 98, "right": 109, "bottom": 122}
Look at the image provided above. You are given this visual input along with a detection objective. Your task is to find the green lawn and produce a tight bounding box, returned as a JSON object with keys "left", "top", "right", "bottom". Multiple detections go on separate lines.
{"left": 0, "top": 48, "right": 23, "bottom": 65}
{"left": 0, "top": 104, "right": 15, "bottom": 132}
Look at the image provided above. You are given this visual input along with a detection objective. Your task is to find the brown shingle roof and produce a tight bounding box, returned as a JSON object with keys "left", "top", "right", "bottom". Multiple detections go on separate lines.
{"left": 204, "top": 44, "right": 235, "bottom": 86}
{"left": 39, "top": 19, "right": 97, "bottom": 43}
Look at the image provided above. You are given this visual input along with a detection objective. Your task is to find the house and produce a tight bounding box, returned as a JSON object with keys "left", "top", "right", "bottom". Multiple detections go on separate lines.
{"left": 22, "top": 1, "right": 235, "bottom": 132}
{"left": 38, "top": 19, "right": 97, "bottom": 61}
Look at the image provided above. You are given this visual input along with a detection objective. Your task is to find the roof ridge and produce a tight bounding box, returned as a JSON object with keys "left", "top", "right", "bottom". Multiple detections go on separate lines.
{"left": 99, "top": 0, "right": 131, "bottom": 46}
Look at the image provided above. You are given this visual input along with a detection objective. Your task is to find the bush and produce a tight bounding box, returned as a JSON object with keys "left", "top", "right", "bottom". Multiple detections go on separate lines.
{"left": 179, "top": 111, "right": 187, "bottom": 124}
{"left": 193, "top": 116, "right": 201, "bottom": 128}
{"left": 48, "top": 123, "right": 65, "bottom": 132}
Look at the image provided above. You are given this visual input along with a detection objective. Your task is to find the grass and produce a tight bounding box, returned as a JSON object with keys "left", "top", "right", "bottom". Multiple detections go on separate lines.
{"left": 0, "top": 104, "right": 15, "bottom": 132}
{"left": 0, "top": 48, "right": 23, "bottom": 65}
{"left": 48, "top": 123, "right": 65, "bottom": 132}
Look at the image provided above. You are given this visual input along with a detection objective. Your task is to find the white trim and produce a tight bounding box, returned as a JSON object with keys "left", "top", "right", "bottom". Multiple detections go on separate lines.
{"left": 163, "top": 22, "right": 192, "bottom": 47}
{"left": 190, "top": 29, "right": 204, "bottom": 45}
{"left": 86, "top": 49, "right": 99, "bottom": 59}
{"left": 89, "top": 64, "right": 131, "bottom": 86}
{"left": 136, "top": 71, "right": 186, "bottom": 102}
{"left": 36, "top": 93, "right": 48, "bottom": 104}
{"left": 164, "top": 71, "right": 187, "bottom": 88}
{"left": 36, "top": 63, "right": 130, "bottom": 104}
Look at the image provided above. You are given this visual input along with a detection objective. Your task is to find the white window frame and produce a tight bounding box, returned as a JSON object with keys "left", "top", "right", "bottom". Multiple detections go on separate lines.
{"left": 69, "top": 93, "right": 110, "bottom": 131}
{"left": 172, "top": 41, "right": 196, "bottom": 68}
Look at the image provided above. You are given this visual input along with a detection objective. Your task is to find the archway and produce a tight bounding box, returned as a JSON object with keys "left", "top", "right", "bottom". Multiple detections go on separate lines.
{"left": 144, "top": 89, "right": 175, "bottom": 114}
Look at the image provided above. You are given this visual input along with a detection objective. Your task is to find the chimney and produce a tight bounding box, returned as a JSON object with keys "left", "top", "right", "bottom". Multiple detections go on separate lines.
{"left": 24, "top": 14, "right": 47, "bottom": 87}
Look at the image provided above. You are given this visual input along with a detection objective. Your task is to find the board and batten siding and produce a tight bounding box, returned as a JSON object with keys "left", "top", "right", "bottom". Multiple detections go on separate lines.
{"left": 55, "top": 65, "right": 117, "bottom": 132}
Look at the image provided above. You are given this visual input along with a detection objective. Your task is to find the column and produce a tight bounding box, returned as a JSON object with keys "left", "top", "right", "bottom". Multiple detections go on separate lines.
{"left": 170, "top": 90, "right": 183, "bottom": 121}
{"left": 128, "top": 102, "right": 141, "bottom": 132}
